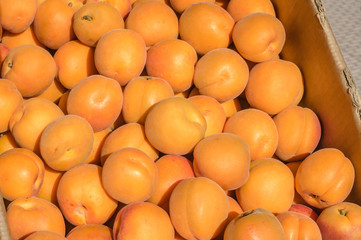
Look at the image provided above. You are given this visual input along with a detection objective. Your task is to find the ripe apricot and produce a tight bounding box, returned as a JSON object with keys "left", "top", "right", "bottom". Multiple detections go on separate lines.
{"left": 102, "top": 147, "right": 158, "bottom": 204}
{"left": 232, "top": 12, "right": 286, "bottom": 62}
{"left": 67, "top": 224, "right": 113, "bottom": 240}
{"left": 113, "top": 202, "right": 174, "bottom": 240}
{"left": 73, "top": 2, "right": 125, "bottom": 47}
{"left": 1, "top": 25, "right": 45, "bottom": 50}
{"left": 276, "top": 211, "right": 322, "bottom": 240}
{"left": 24, "top": 231, "right": 68, "bottom": 240}
{"left": 1, "top": 45, "right": 57, "bottom": 97}
{"left": 223, "top": 108, "right": 278, "bottom": 160}
{"left": 122, "top": 76, "right": 174, "bottom": 124}
{"left": 179, "top": 2, "right": 234, "bottom": 55}
{"left": 285, "top": 161, "right": 308, "bottom": 205}
{"left": 0, "top": 0, "right": 37, "bottom": 33}
{"left": 193, "top": 48, "right": 249, "bottom": 102}
{"left": 54, "top": 40, "right": 97, "bottom": 89}
{"left": 0, "top": 132, "right": 18, "bottom": 155}
{"left": 125, "top": 0, "right": 178, "bottom": 47}
{"left": 0, "top": 79, "right": 23, "bottom": 133}
{"left": 40, "top": 115, "right": 94, "bottom": 171}
{"left": 147, "top": 154, "right": 195, "bottom": 206}
{"left": 6, "top": 196, "right": 66, "bottom": 240}
{"left": 193, "top": 133, "right": 250, "bottom": 190}
{"left": 245, "top": 59, "right": 304, "bottom": 115}
{"left": 33, "top": 0, "right": 83, "bottom": 49}
{"left": 57, "top": 164, "right": 118, "bottom": 226}
{"left": 170, "top": 0, "right": 215, "bottom": 13}
{"left": 67, "top": 75, "right": 123, "bottom": 132}
{"left": 146, "top": 39, "right": 198, "bottom": 93}
{"left": 9, "top": 97, "right": 64, "bottom": 154}
{"left": 169, "top": 177, "right": 229, "bottom": 239}
{"left": 274, "top": 106, "right": 322, "bottom": 162}
{"left": 226, "top": 0, "right": 275, "bottom": 22}
{"left": 189, "top": 95, "right": 226, "bottom": 137}
{"left": 86, "top": 0, "right": 131, "bottom": 19}
{"left": 100, "top": 122, "right": 159, "bottom": 164}
{"left": 36, "top": 166, "right": 64, "bottom": 204}
{"left": 0, "top": 148, "right": 44, "bottom": 201}
{"left": 94, "top": 29, "right": 147, "bottom": 86}
{"left": 224, "top": 208, "right": 286, "bottom": 240}
{"left": 295, "top": 148, "right": 355, "bottom": 209}
{"left": 33, "top": 79, "right": 67, "bottom": 104}
{"left": 84, "top": 127, "right": 112, "bottom": 165}
{"left": 145, "top": 97, "right": 207, "bottom": 155}
{"left": 236, "top": 158, "right": 294, "bottom": 214}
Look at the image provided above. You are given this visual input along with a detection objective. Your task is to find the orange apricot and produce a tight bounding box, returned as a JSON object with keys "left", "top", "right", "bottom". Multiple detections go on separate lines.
{"left": 170, "top": 0, "right": 215, "bottom": 13}
{"left": 0, "top": 148, "right": 44, "bottom": 201}
{"left": 221, "top": 98, "right": 242, "bottom": 118}
{"left": 73, "top": 2, "right": 125, "bottom": 47}
{"left": 100, "top": 122, "right": 159, "bottom": 164}
{"left": 122, "top": 76, "right": 174, "bottom": 124}
{"left": 67, "top": 224, "right": 113, "bottom": 240}
{"left": 24, "top": 231, "right": 68, "bottom": 240}
{"left": 36, "top": 166, "right": 64, "bottom": 205}
{"left": 223, "top": 108, "right": 278, "bottom": 160}
{"left": 226, "top": 0, "right": 275, "bottom": 22}
{"left": 54, "top": 40, "right": 97, "bottom": 89}
{"left": 1, "top": 25, "right": 45, "bottom": 50}
{"left": 147, "top": 154, "right": 195, "bottom": 206}
{"left": 146, "top": 39, "right": 198, "bottom": 93}
{"left": 179, "top": 2, "right": 234, "bottom": 55}
{"left": 66, "top": 75, "right": 123, "bottom": 132}
{"left": 1, "top": 45, "right": 57, "bottom": 97}
{"left": 245, "top": 59, "right": 304, "bottom": 115}
{"left": 85, "top": 0, "right": 132, "bottom": 19}
{"left": 33, "top": 79, "right": 67, "bottom": 104}
{"left": 0, "top": 132, "right": 19, "bottom": 155}
{"left": 236, "top": 158, "right": 294, "bottom": 214}
{"left": 84, "top": 127, "right": 112, "bottom": 165}
{"left": 193, "top": 48, "right": 249, "bottom": 102}
{"left": 0, "top": 79, "right": 23, "bottom": 133}
{"left": 232, "top": 12, "right": 286, "bottom": 62}
{"left": 94, "top": 29, "right": 147, "bottom": 86}
{"left": 193, "top": 133, "right": 250, "bottom": 191}
{"left": 145, "top": 97, "right": 207, "bottom": 155}
{"left": 285, "top": 161, "right": 308, "bottom": 205}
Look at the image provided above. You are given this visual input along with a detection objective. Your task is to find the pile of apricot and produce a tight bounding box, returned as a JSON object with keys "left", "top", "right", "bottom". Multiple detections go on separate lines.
{"left": 0, "top": 0, "right": 360, "bottom": 239}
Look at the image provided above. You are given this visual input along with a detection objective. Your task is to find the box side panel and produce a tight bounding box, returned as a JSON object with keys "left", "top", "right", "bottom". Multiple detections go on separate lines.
{"left": 0, "top": 192, "right": 10, "bottom": 240}
{"left": 272, "top": 0, "right": 361, "bottom": 203}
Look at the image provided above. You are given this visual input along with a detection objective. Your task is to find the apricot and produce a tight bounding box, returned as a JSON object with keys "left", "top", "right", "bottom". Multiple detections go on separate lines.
{"left": 33, "top": 79, "right": 67, "bottom": 104}
{"left": 224, "top": 208, "right": 286, "bottom": 240}
{"left": 193, "top": 133, "right": 250, "bottom": 191}
{"left": 9, "top": 97, "right": 64, "bottom": 154}
{"left": 1, "top": 45, "right": 57, "bottom": 97}
{"left": 67, "top": 224, "right": 113, "bottom": 240}
{"left": 100, "top": 122, "right": 159, "bottom": 164}
{"left": 189, "top": 95, "right": 226, "bottom": 137}
{"left": 57, "top": 164, "right": 118, "bottom": 226}
{"left": 285, "top": 161, "right": 308, "bottom": 205}
{"left": 245, "top": 59, "right": 304, "bottom": 115}
{"left": 147, "top": 154, "right": 195, "bottom": 206}
{"left": 33, "top": 0, "right": 83, "bottom": 50}
{"left": 85, "top": 0, "right": 131, "bottom": 19}
{"left": 0, "top": 43, "right": 10, "bottom": 67}
{"left": 102, "top": 147, "right": 158, "bottom": 204}
{"left": 0, "top": 132, "right": 18, "bottom": 155}
{"left": 1, "top": 25, "right": 45, "bottom": 50}
{"left": 24, "top": 231, "right": 68, "bottom": 240}
{"left": 67, "top": 75, "right": 123, "bottom": 132}
{"left": 170, "top": 0, "right": 215, "bottom": 13}
{"left": 146, "top": 39, "right": 198, "bottom": 93}
{"left": 84, "top": 127, "right": 112, "bottom": 165}
{"left": 54, "top": 40, "right": 97, "bottom": 89}
{"left": 295, "top": 148, "right": 355, "bottom": 209}
{"left": 58, "top": 91, "right": 69, "bottom": 114}
{"left": 317, "top": 202, "right": 361, "bottom": 240}
{"left": 277, "top": 211, "right": 322, "bottom": 240}
{"left": 232, "top": 12, "right": 285, "bottom": 62}
{"left": 0, "top": 79, "right": 23, "bottom": 133}
{"left": 37, "top": 166, "right": 64, "bottom": 204}
{"left": 179, "top": 2, "right": 234, "bottom": 55}
{"left": 223, "top": 108, "right": 279, "bottom": 160}
{"left": 94, "top": 29, "right": 147, "bottom": 86}
{"left": 236, "top": 158, "right": 294, "bottom": 214}
{"left": 73, "top": 2, "right": 125, "bottom": 47}
{"left": 273, "top": 105, "right": 322, "bottom": 162}
{"left": 145, "top": 97, "right": 207, "bottom": 155}
{"left": 0, "top": 0, "right": 37, "bottom": 33}
{"left": 113, "top": 202, "right": 174, "bottom": 240}
{"left": 40, "top": 115, "right": 94, "bottom": 171}
{"left": 169, "top": 177, "right": 229, "bottom": 239}
{"left": 6, "top": 196, "right": 66, "bottom": 240}
{"left": 0, "top": 148, "right": 44, "bottom": 201}
{"left": 226, "top": 0, "right": 275, "bottom": 22}
{"left": 122, "top": 76, "right": 174, "bottom": 124}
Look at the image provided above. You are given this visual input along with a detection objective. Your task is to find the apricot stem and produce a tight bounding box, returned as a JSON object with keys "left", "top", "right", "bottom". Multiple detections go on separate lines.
{"left": 82, "top": 15, "right": 93, "bottom": 21}
{"left": 7, "top": 62, "right": 12, "bottom": 68}
{"left": 339, "top": 209, "right": 346, "bottom": 216}
{"left": 68, "top": 1, "right": 73, "bottom": 7}
{"left": 240, "top": 209, "right": 254, "bottom": 218}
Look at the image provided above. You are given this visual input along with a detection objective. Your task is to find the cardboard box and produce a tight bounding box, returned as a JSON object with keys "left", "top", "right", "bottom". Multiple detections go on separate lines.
{"left": 1, "top": 0, "right": 360, "bottom": 239}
